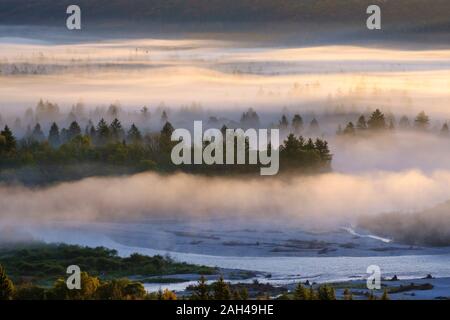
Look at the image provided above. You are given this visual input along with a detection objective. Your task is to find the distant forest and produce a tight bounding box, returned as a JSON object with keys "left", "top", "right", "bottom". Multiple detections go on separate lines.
{"left": 0, "top": 102, "right": 332, "bottom": 180}
{"left": 0, "top": 0, "right": 448, "bottom": 31}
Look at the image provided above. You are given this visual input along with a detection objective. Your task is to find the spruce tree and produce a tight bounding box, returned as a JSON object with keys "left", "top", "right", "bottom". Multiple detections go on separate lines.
{"left": 110, "top": 118, "right": 125, "bottom": 142}
{"left": 279, "top": 115, "right": 289, "bottom": 130}
{"left": 212, "top": 276, "right": 231, "bottom": 300}
{"left": 68, "top": 121, "right": 82, "bottom": 140}
{"left": 31, "top": 123, "right": 45, "bottom": 142}
{"left": 48, "top": 122, "right": 60, "bottom": 147}
{"left": 127, "top": 124, "right": 142, "bottom": 143}
{"left": 309, "top": 118, "right": 320, "bottom": 132}
{"left": 356, "top": 115, "right": 368, "bottom": 130}
{"left": 191, "top": 276, "right": 210, "bottom": 300}
{"left": 96, "top": 118, "right": 110, "bottom": 145}
{"left": 343, "top": 122, "right": 356, "bottom": 135}
{"left": 0, "top": 125, "right": 16, "bottom": 152}
{"left": 292, "top": 114, "right": 303, "bottom": 133}
{"left": 414, "top": 111, "right": 430, "bottom": 130}
{"left": 317, "top": 285, "right": 336, "bottom": 300}
{"left": 293, "top": 283, "right": 309, "bottom": 300}
{"left": 161, "top": 121, "right": 174, "bottom": 138}
{"left": 367, "top": 109, "right": 386, "bottom": 130}
{"left": 315, "top": 138, "right": 332, "bottom": 162}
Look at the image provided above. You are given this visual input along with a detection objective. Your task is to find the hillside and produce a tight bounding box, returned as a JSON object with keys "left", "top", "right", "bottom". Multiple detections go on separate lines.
{"left": 0, "top": 0, "right": 448, "bottom": 31}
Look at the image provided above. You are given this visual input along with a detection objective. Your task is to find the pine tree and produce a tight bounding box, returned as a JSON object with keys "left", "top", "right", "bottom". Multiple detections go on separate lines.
{"left": 68, "top": 121, "right": 82, "bottom": 140}
{"left": 0, "top": 125, "right": 16, "bottom": 152}
{"left": 357, "top": 115, "right": 368, "bottom": 130}
{"left": 84, "top": 119, "right": 94, "bottom": 136}
{"left": 279, "top": 115, "right": 289, "bottom": 130}
{"left": 96, "top": 118, "right": 110, "bottom": 145}
{"left": 317, "top": 285, "right": 336, "bottom": 300}
{"left": 31, "top": 123, "right": 45, "bottom": 142}
{"left": 309, "top": 118, "right": 320, "bottom": 132}
{"left": 240, "top": 108, "right": 260, "bottom": 128}
{"left": 212, "top": 276, "right": 231, "bottom": 300}
{"left": 48, "top": 122, "right": 60, "bottom": 147}
{"left": 161, "top": 121, "right": 174, "bottom": 138}
{"left": 191, "top": 276, "right": 210, "bottom": 300}
{"left": 292, "top": 114, "right": 303, "bottom": 133}
{"left": 414, "top": 111, "right": 430, "bottom": 130}
{"left": 343, "top": 122, "right": 356, "bottom": 135}
{"left": 110, "top": 118, "right": 125, "bottom": 142}
{"left": 305, "top": 138, "right": 315, "bottom": 150}
{"left": 0, "top": 264, "right": 15, "bottom": 300}
{"left": 367, "top": 109, "right": 386, "bottom": 130}
{"left": 315, "top": 138, "right": 332, "bottom": 162}
{"left": 127, "top": 124, "right": 142, "bottom": 143}
{"left": 293, "top": 283, "right": 309, "bottom": 300}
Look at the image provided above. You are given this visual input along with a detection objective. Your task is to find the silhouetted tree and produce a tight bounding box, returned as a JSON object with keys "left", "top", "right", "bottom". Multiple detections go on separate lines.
{"left": 357, "top": 115, "right": 368, "bottom": 130}
{"left": 292, "top": 114, "right": 303, "bottom": 133}
{"left": 414, "top": 111, "right": 429, "bottom": 130}
{"left": 343, "top": 122, "right": 356, "bottom": 135}
{"left": 0, "top": 125, "right": 16, "bottom": 152}
{"left": 309, "top": 118, "right": 320, "bottom": 133}
{"left": 110, "top": 118, "right": 125, "bottom": 142}
{"left": 126, "top": 124, "right": 142, "bottom": 144}
{"left": 240, "top": 108, "right": 260, "bottom": 128}
{"left": 68, "top": 121, "right": 82, "bottom": 141}
{"left": 279, "top": 115, "right": 289, "bottom": 130}
{"left": 48, "top": 122, "right": 60, "bottom": 147}
{"left": 31, "top": 123, "right": 45, "bottom": 142}
{"left": 315, "top": 139, "right": 332, "bottom": 162}
{"left": 96, "top": 119, "right": 110, "bottom": 145}
{"left": 367, "top": 109, "right": 386, "bottom": 130}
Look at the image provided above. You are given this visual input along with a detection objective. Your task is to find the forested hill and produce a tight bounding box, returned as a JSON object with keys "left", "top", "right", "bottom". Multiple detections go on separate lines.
{"left": 0, "top": 0, "right": 448, "bottom": 31}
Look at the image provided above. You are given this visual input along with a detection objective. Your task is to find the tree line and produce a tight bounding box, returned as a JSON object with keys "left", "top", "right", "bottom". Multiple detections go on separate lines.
{"left": 0, "top": 117, "right": 332, "bottom": 175}
{"left": 337, "top": 109, "right": 449, "bottom": 136}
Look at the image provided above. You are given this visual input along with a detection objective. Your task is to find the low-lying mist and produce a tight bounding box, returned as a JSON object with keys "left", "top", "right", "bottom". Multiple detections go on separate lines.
{"left": 1, "top": 168, "right": 450, "bottom": 246}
